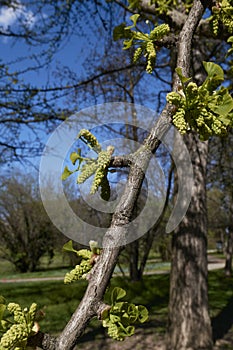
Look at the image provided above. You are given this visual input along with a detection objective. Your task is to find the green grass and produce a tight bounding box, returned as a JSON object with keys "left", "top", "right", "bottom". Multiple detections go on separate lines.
{"left": 0, "top": 253, "right": 72, "bottom": 279}
{"left": 208, "top": 270, "right": 233, "bottom": 317}
{"left": 0, "top": 254, "right": 233, "bottom": 341}
{"left": 0, "top": 280, "right": 88, "bottom": 335}
{"left": 1, "top": 261, "right": 232, "bottom": 340}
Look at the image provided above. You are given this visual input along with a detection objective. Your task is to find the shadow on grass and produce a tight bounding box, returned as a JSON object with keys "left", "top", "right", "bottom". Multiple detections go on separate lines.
{"left": 211, "top": 295, "right": 233, "bottom": 342}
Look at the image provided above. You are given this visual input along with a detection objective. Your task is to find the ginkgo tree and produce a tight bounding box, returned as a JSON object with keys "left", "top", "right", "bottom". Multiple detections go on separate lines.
{"left": 1, "top": 0, "right": 233, "bottom": 350}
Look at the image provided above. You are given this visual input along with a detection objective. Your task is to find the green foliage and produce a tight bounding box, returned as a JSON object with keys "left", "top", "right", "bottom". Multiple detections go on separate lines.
{"left": 166, "top": 62, "right": 233, "bottom": 140}
{"left": 128, "top": 0, "right": 193, "bottom": 14}
{"left": 113, "top": 14, "right": 169, "bottom": 74}
{"left": 209, "top": 0, "right": 233, "bottom": 36}
{"left": 63, "top": 240, "right": 100, "bottom": 284}
{"left": 0, "top": 299, "right": 38, "bottom": 350}
{"left": 61, "top": 129, "right": 113, "bottom": 201}
{"left": 102, "top": 287, "right": 148, "bottom": 341}
{"left": 226, "top": 36, "right": 233, "bottom": 56}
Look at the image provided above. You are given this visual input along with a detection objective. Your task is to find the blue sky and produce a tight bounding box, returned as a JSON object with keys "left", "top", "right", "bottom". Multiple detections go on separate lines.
{"left": 0, "top": 1, "right": 170, "bottom": 177}
{"left": 0, "top": 1, "right": 101, "bottom": 173}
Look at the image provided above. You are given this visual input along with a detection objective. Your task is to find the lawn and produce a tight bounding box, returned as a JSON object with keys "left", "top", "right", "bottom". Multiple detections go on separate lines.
{"left": 1, "top": 251, "right": 233, "bottom": 348}
{"left": 0, "top": 270, "right": 233, "bottom": 341}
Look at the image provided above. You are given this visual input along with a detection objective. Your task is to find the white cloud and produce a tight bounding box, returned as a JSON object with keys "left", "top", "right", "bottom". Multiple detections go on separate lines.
{"left": 0, "top": 1, "right": 36, "bottom": 31}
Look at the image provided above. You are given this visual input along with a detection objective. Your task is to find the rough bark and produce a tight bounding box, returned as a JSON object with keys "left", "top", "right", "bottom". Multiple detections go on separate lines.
{"left": 224, "top": 190, "right": 233, "bottom": 276}
{"left": 167, "top": 134, "right": 213, "bottom": 350}
{"left": 225, "top": 228, "right": 233, "bottom": 277}
{"left": 166, "top": 0, "right": 213, "bottom": 348}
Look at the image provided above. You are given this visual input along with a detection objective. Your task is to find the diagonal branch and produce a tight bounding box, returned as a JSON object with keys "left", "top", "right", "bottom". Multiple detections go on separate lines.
{"left": 28, "top": 1, "right": 209, "bottom": 349}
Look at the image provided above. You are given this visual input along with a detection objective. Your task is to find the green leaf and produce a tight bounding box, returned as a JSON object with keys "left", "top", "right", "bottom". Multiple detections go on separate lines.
{"left": 70, "top": 149, "right": 81, "bottom": 165}
{"left": 137, "top": 305, "right": 149, "bottom": 323}
{"left": 128, "top": 0, "right": 140, "bottom": 9}
{"left": 203, "top": 61, "right": 224, "bottom": 81}
{"left": 175, "top": 67, "right": 191, "bottom": 85}
{"left": 61, "top": 166, "right": 74, "bottom": 180}
{"left": 0, "top": 303, "right": 6, "bottom": 322}
{"left": 209, "top": 90, "right": 233, "bottom": 117}
{"left": 0, "top": 319, "right": 9, "bottom": 331}
{"left": 227, "top": 36, "right": 233, "bottom": 43}
{"left": 113, "top": 23, "right": 132, "bottom": 41}
{"left": 123, "top": 37, "right": 134, "bottom": 50}
{"left": 127, "top": 303, "right": 138, "bottom": 323}
{"left": 110, "top": 314, "right": 121, "bottom": 323}
{"left": 89, "top": 240, "right": 100, "bottom": 254}
{"left": 63, "top": 240, "right": 79, "bottom": 254}
{"left": 218, "top": 115, "right": 232, "bottom": 126}
{"left": 125, "top": 325, "right": 135, "bottom": 336}
{"left": 125, "top": 14, "right": 140, "bottom": 29}
{"left": 111, "top": 287, "right": 126, "bottom": 305}
{"left": 101, "top": 307, "right": 110, "bottom": 321}
{"left": 226, "top": 48, "right": 233, "bottom": 57}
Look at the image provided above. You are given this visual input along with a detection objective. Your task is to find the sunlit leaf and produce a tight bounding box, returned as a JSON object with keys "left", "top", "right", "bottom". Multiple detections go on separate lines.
{"left": 113, "top": 23, "right": 132, "bottom": 41}
{"left": 125, "top": 14, "right": 140, "bottom": 29}
{"left": 62, "top": 240, "right": 79, "bottom": 254}
{"left": 203, "top": 61, "right": 224, "bottom": 81}
{"left": 61, "top": 166, "right": 74, "bottom": 180}
{"left": 175, "top": 67, "right": 191, "bottom": 85}
{"left": 111, "top": 287, "right": 126, "bottom": 304}
{"left": 137, "top": 305, "right": 149, "bottom": 323}
{"left": 70, "top": 149, "right": 82, "bottom": 165}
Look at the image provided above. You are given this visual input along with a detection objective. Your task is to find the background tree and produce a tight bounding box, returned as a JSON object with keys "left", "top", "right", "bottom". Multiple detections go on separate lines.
{"left": 208, "top": 130, "right": 233, "bottom": 275}
{"left": 0, "top": 173, "right": 58, "bottom": 272}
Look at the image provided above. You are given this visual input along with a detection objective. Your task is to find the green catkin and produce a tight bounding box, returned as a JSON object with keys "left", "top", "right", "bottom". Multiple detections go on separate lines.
{"left": 62, "top": 130, "right": 114, "bottom": 199}
{"left": 78, "top": 129, "right": 102, "bottom": 153}
{"left": 210, "top": 1, "right": 233, "bottom": 35}
{"left": 64, "top": 260, "right": 92, "bottom": 284}
{"left": 0, "top": 324, "right": 27, "bottom": 349}
{"left": 133, "top": 47, "right": 143, "bottom": 63}
{"left": 77, "top": 162, "right": 98, "bottom": 184}
{"left": 145, "top": 41, "right": 156, "bottom": 74}
{"left": 172, "top": 108, "right": 187, "bottom": 134}
{"left": 107, "top": 323, "right": 124, "bottom": 341}
{"left": 149, "top": 23, "right": 170, "bottom": 40}
{"left": 119, "top": 15, "right": 170, "bottom": 74}
{"left": 0, "top": 302, "right": 37, "bottom": 350}
{"left": 100, "top": 171, "right": 111, "bottom": 201}
{"left": 90, "top": 148, "right": 113, "bottom": 195}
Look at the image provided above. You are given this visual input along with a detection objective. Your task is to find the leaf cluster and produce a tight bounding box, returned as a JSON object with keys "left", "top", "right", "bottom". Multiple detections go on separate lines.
{"left": 61, "top": 129, "right": 114, "bottom": 201}
{"left": 209, "top": 0, "right": 233, "bottom": 36}
{"left": 63, "top": 240, "right": 101, "bottom": 284}
{"left": 166, "top": 62, "right": 233, "bottom": 140}
{"left": 0, "top": 297, "right": 38, "bottom": 350}
{"left": 113, "top": 14, "right": 170, "bottom": 74}
{"left": 101, "top": 287, "right": 148, "bottom": 341}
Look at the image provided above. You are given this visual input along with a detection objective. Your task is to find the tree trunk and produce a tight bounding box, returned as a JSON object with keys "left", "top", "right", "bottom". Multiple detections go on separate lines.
{"left": 129, "top": 240, "right": 141, "bottom": 281}
{"left": 167, "top": 133, "right": 213, "bottom": 350}
{"left": 225, "top": 229, "right": 233, "bottom": 277}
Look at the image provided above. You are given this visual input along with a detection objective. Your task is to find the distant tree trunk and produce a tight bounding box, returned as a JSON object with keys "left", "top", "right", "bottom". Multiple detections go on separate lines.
{"left": 225, "top": 195, "right": 233, "bottom": 276}
{"left": 225, "top": 227, "right": 233, "bottom": 277}
{"left": 129, "top": 240, "right": 141, "bottom": 281}
{"left": 167, "top": 133, "right": 213, "bottom": 350}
